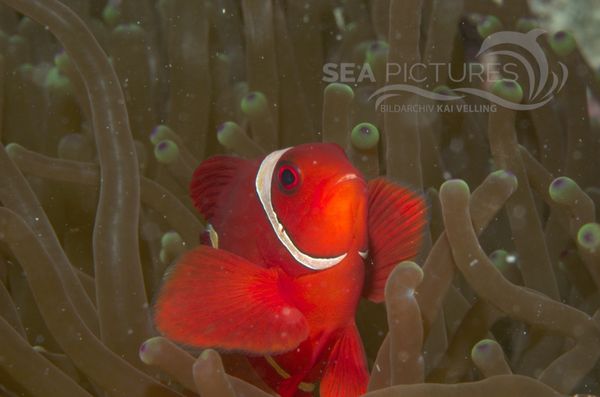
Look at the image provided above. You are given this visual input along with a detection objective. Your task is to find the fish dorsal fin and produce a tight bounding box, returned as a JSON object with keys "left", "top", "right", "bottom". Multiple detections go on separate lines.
{"left": 363, "top": 178, "right": 427, "bottom": 303}
{"left": 189, "top": 155, "right": 247, "bottom": 220}
{"left": 154, "top": 245, "right": 309, "bottom": 354}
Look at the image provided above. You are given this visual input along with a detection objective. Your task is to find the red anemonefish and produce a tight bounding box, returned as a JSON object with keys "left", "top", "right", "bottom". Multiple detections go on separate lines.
{"left": 154, "top": 143, "right": 426, "bottom": 397}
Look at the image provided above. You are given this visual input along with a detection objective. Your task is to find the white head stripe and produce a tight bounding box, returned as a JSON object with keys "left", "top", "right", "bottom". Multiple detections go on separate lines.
{"left": 255, "top": 148, "right": 347, "bottom": 270}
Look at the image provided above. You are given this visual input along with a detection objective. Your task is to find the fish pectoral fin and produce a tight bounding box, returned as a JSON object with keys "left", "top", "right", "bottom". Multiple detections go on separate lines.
{"left": 154, "top": 245, "right": 309, "bottom": 355}
{"left": 363, "top": 177, "right": 427, "bottom": 303}
{"left": 319, "top": 323, "right": 368, "bottom": 397}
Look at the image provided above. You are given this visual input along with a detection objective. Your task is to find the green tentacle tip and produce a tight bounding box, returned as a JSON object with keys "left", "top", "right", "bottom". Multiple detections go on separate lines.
{"left": 490, "top": 169, "right": 518, "bottom": 187}
{"left": 366, "top": 40, "right": 389, "bottom": 63}
{"left": 54, "top": 51, "right": 71, "bottom": 71}
{"left": 5, "top": 142, "right": 23, "bottom": 157}
{"left": 324, "top": 83, "right": 354, "bottom": 99}
{"left": 516, "top": 17, "right": 539, "bottom": 33}
{"left": 477, "top": 15, "right": 502, "bottom": 38}
{"left": 489, "top": 249, "right": 508, "bottom": 267}
{"left": 241, "top": 91, "right": 268, "bottom": 115}
{"left": 491, "top": 79, "right": 523, "bottom": 103}
{"left": 549, "top": 31, "right": 576, "bottom": 57}
{"left": 490, "top": 169, "right": 514, "bottom": 178}
{"left": 113, "top": 23, "right": 144, "bottom": 35}
{"left": 154, "top": 139, "right": 179, "bottom": 164}
{"left": 149, "top": 125, "right": 175, "bottom": 145}
{"left": 492, "top": 250, "right": 519, "bottom": 275}
{"left": 161, "top": 231, "right": 183, "bottom": 249}
{"left": 138, "top": 337, "right": 161, "bottom": 365}
{"left": 102, "top": 4, "right": 121, "bottom": 26}
{"left": 577, "top": 223, "right": 600, "bottom": 252}
{"left": 45, "top": 67, "right": 70, "bottom": 91}
{"left": 397, "top": 261, "right": 424, "bottom": 283}
{"left": 441, "top": 179, "right": 470, "bottom": 195}
{"left": 351, "top": 122, "right": 380, "bottom": 151}
{"left": 216, "top": 121, "right": 242, "bottom": 146}
{"left": 397, "top": 261, "right": 421, "bottom": 272}
{"left": 471, "top": 339, "right": 497, "bottom": 359}
{"left": 548, "top": 176, "right": 578, "bottom": 203}
{"left": 199, "top": 348, "right": 215, "bottom": 361}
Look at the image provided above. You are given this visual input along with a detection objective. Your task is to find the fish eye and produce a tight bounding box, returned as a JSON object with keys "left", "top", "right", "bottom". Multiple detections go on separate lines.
{"left": 277, "top": 163, "right": 300, "bottom": 192}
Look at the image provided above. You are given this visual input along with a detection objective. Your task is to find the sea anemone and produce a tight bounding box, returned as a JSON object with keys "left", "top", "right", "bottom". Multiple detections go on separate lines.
{"left": 0, "top": 0, "right": 599, "bottom": 396}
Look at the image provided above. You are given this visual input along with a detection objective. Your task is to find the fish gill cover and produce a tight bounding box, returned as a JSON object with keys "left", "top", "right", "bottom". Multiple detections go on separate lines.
{"left": 0, "top": 0, "right": 599, "bottom": 397}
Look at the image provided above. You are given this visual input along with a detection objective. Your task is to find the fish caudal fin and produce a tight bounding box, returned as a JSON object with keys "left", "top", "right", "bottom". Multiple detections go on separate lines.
{"left": 363, "top": 178, "right": 427, "bottom": 302}
{"left": 319, "top": 323, "right": 368, "bottom": 397}
{"left": 189, "top": 155, "right": 247, "bottom": 219}
{"left": 154, "top": 245, "right": 309, "bottom": 354}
